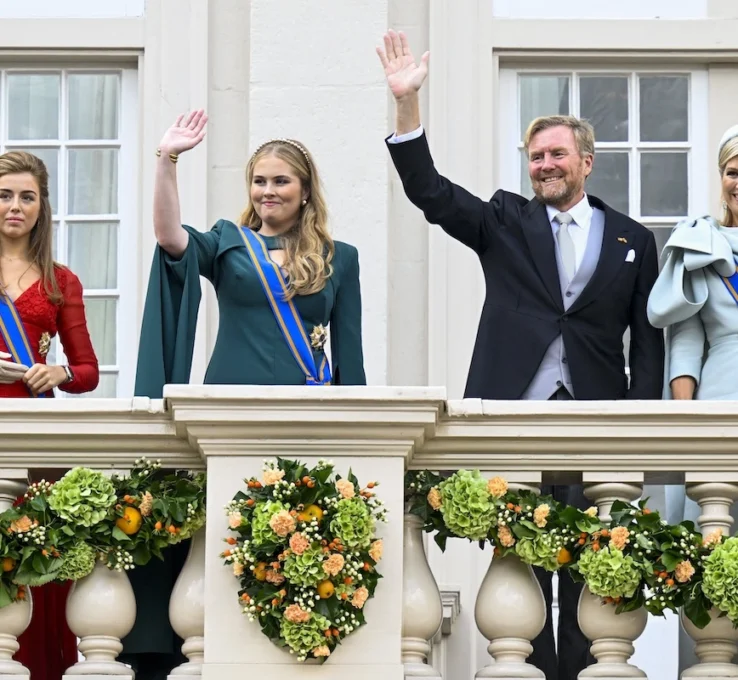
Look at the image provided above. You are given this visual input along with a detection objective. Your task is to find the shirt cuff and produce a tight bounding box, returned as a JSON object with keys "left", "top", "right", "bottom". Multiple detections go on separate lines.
{"left": 387, "top": 125, "right": 424, "bottom": 144}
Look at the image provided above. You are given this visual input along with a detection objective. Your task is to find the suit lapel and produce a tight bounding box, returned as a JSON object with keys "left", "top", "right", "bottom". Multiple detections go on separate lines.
{"left": 568, "top": 200, "right": 632, "bottom": 312}
{"left": 522, "top": 198, "right": 564, "bottom": 310}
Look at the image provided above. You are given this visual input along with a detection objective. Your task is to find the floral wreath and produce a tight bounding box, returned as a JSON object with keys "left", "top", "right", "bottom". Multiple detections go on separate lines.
{"left": 0, "top": 458, "right": 206, "bottom": 606}
{"left": 222, "top": 458, "right": 386, "bottom": 662}
{"left": 407, "top": 469, "right": 728, "bottom": 630}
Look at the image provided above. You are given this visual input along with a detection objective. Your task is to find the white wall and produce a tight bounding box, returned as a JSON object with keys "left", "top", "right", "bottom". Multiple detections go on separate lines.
{"left": 492, "top": 0, "right": 707, "bottom": 19}
{"left": 0, "top": 0, "right": 144, "bottom": 17}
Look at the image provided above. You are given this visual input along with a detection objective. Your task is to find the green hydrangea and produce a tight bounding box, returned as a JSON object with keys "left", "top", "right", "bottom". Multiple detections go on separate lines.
{"left": 48, "top": 468, "right": 116, "bottom": 527}
{"left": 577, "top": 546, "right": 642, "bottom": 599}
{"left": 439, "top": 470, "right": 495, "bottom": 541}
{"left": 280, "top": 613, "right": 330, "bottom": 655}
{"left": 170, "top": 512, "right": 206, "bottom": 544}
{"left": 515, "top": 534, "right": 561, "bottom": 572}
{"left": 57, "top": 541, "right": 97, "bottom": 581}
{"left": 329, "top": 497, "right": 374, "bottom": 549}
{"left": 703, "top": 537, "right": 738, "bottom": 622}
{"left": 251, "top": 501, "right": 288, "bottom": 546}
{"left": 283, "top": 545, "right": 325, "bottom": 587}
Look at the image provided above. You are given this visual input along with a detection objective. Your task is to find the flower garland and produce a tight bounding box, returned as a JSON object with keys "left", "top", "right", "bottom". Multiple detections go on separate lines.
{"left": 222, "top": 458, "right": 386, "bottom": 662}
{"left": 407, "top": 469, "right": 725, "bottom": 630}
{"left": 0, "top": 458, "right": 206, "bottom": 607}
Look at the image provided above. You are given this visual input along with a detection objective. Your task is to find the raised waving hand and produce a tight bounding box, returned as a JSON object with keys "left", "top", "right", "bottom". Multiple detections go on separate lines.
{"left": 376, "top": 30, "right": 429, "bottom": 100}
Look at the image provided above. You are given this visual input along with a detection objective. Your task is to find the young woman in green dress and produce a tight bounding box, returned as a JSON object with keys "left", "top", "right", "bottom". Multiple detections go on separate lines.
{"left": 135, "top": 108, "right": 366, "bottom": 397}
{"left": 127, "top": 110, "right": 366, "bottom": 679}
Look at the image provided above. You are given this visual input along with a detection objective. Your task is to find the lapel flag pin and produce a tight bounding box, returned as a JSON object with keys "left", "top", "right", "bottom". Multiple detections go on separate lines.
{"left": 617, "top": 237, "right": 628, "bottom": 243}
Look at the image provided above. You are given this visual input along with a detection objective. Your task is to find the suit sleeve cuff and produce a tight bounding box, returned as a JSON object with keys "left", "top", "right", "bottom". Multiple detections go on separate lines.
{"left": 387, "top": 125, "right": 424, "bottom": 144}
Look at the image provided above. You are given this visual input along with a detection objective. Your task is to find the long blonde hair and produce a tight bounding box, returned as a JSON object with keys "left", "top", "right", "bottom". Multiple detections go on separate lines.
{"left": 239, "top": 140, "right": 333, "bottom": 299}
{"left": 0, "top": 151, "right": 61, "bottom": 304}
{"left": 719, "top": 136, "right": 738, "bottom": 226}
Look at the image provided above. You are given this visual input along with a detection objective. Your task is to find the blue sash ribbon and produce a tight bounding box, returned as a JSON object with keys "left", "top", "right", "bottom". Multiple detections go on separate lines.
{"left": 720, "top": 258, "right": 738, "bottom": 306}
{"left": 238, "top": 227, "right": 331, "bottom": 385}
{"left": 0, "top": 293, "right": 43, "bottom": 397}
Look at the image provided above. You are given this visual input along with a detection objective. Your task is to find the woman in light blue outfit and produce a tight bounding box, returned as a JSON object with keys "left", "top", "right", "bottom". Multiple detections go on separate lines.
{"left": 646, "top": 125, "right": 738, "bottom": 671}
{"left": 648, "top": 125, "right": 738, "bottom": 400}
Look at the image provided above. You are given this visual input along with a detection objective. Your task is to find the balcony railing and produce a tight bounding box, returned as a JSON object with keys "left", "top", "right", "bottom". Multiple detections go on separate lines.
{"left": 0, "top": 387, "right": 736, "bottom": 680}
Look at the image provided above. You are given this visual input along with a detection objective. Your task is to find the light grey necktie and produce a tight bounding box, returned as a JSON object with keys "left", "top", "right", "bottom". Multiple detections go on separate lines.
{"left": 554, "top": 211, "right": 576, "bottom": 282}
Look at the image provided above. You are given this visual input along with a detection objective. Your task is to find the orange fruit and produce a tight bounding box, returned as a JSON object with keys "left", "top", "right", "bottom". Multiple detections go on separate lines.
{"left": 254, "top": 562, "right": 268, "bottom": 581}
{"left": 557, "top": 548, "right": 572, "bottom": 565}
{"left": 298, "top": 504, "right": 324, "bottom": 523}
{"left": 316, "top": 580, "right": 335, "bottom": 599}
{"left": 115, "top": 507, "right": 143, "bottom": 536}
{"left": 1, "top": 557, "right": 15, "bottom": 572}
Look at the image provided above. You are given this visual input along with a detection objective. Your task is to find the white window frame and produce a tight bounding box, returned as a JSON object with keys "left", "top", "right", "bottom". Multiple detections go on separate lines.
{"left": 498, "top": 66, "right": 710, "bottom": 222}
{"left": 0, "top": 64, "right": 138, "bottom": 397}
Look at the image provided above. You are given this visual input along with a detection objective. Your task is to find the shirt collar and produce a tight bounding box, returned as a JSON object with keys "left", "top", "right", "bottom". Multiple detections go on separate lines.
{"left": 545, "top": 193, "right": 593, "bottom": 231}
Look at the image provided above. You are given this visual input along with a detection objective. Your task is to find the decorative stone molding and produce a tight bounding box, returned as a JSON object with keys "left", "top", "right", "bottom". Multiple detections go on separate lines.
{"left": 440, "top": 589, "right": 461, "bottom": 636}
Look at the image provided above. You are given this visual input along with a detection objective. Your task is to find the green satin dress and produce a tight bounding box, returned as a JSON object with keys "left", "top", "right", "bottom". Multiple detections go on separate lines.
{"left": 124, "top": 220, "right": 366, "bottom": 668}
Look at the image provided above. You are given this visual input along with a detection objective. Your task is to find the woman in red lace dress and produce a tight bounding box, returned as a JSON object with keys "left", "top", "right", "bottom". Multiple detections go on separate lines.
{"left": 0, "top": 151, "right": 98, "bottom": 679}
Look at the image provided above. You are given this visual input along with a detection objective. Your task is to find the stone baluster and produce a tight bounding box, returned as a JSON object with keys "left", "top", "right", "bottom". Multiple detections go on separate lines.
{"left": 578, "top": 474, "right": 647, "bottom": 679}
{"left": 402, "top": 513, "right": 443, "bottom": 679}
{"left": 0, "top": 472, "right": 32, "bottom": 677}
{"left": 168, "top": 527, "right": 206, "bottom": 679}
{"left": 63, "top": 560, "right": 136, "bottom": 678}
{"left": 475, "top": 473, "right": 546, "bottom": 679}
{"left": 681, "top": 480, "right": 738, "bottom": 679}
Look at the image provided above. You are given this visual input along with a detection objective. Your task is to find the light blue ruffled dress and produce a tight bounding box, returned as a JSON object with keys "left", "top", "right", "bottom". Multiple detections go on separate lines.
{"left": 646, "top": 215, "right": 738, "bottom": 671}
{"left": 648, "top": 215, "right": 738, "bottom": 401}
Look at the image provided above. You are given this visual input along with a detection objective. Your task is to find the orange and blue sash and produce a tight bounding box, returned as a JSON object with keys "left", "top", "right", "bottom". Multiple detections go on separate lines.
{"left": 238, "top": 227, "right": 331, "bottom": 385}
{"left": 721, "top": 258, "right": 738, "bottom": 305}
{"left": 0, "top": 293, "right": 43, "bottom": 397}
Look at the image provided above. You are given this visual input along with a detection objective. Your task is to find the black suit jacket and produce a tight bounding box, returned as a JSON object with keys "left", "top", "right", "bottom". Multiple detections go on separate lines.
{"left": 388, "top": 133, "right": 664, "bottom": 400}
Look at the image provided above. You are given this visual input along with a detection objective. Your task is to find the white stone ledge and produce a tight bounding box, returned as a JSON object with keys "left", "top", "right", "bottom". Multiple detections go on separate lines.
{"left": 2, "top": 390, "right": 738, "bottom": 478}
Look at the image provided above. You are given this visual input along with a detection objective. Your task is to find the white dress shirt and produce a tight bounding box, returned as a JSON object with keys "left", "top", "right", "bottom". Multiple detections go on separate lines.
{"left": 545, "top": 195, "right": 593, "bottom": 271}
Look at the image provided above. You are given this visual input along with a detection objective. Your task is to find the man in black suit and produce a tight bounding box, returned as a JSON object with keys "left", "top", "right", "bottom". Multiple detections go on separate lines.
{"left": 377, "top": 30, "right": 664, "bottom": 680}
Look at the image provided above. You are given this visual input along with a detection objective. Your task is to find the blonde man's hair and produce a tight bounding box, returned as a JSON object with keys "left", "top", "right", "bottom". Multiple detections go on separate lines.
{"left": 523, "top": 115, "right": 596, "bottom": 158}
{"left": 718, "top": 136, "right": 738, "bottom": 226}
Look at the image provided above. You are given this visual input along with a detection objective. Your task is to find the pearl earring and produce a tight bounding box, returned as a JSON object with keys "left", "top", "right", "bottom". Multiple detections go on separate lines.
{"left": 301, "top": 199, "right": 307, "bottom": 206}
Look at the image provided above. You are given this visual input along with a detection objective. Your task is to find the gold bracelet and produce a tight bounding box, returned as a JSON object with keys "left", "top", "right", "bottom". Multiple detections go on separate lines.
{"left": 155, "top": 148, "right": 179, "bottom": 164}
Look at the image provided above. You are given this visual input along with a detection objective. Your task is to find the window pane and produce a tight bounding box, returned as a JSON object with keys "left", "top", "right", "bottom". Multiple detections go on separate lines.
{"left": 68, "top": 149, "right": 118, "bottom": 214}
{"left": 7, "top": 74, "right": 59, "bottom": 140}
{"left": 52, "top": 222, "right": 59, "bottom": 261}
{"left": 84, "top": 298, "right": 116, "bottom": 365}
{"left": 6, "top": 147, "right": 58, "bottom": 210}
{"left": 67, "top": 222, "right": 117, "bottom": 288}
{"left": 650, "top": 226, "right": 673, "bottom": 270}
{"left": 580, "top": 76, "right": 628, "bottom": 142}
{"left": 519, "top": 75, "right": 570, "bottom": 138}
{"left": 67, "top": 374, "right": 117, "bottom": 398}
{"left": 640, "top": 152, "right": 688, "bottom": 217}
{"left": 68, "top": 74, "right": 120, "bottom": 140}
{"left": 587, "top": 152, "right": 629, "bottom": 214}
{"left": 639, "top": 76, "right": 689, "bottom": 142}
{"left": 520, "top": 149, "right": 534, "bottom": 199}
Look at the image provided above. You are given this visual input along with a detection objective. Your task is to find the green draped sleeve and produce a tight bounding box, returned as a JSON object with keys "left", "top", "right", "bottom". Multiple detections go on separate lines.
{"left": 134, "top": 223, "right": 223, "bottom": 399}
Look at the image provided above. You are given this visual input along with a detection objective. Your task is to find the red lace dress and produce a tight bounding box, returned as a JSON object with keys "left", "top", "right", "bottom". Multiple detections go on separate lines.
{"left": 1, "top": 266, "right": 98, "bottom": 679}
{"left": 0, "top": 266, "right": 98, "bottom": 396}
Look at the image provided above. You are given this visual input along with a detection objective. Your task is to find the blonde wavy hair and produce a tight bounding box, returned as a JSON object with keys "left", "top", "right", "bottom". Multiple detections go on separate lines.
{"left": 0, "top": 151, "right": 61, "bottom": 304}
{"left": 719, "top": 135, "right": 738, "bottom": 227}
{"left": 239, "top": 140, "right": 333, "bottom": 299}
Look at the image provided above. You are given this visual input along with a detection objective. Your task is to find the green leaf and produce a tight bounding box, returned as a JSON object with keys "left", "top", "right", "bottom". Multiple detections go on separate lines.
{"left": 684, "top": 593, "right": 712, "bottom": 630}
{"left": 0, "top": 583, "right": 12, "bottom": 608}
{"left": 112, "top": 527, "right": 132, "bottom": 543}
{"left": 61, "top": 525, "right": 75, "bottom": 537}
{"left": 660, "top": 550, "right": 682, "bottom": 572}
